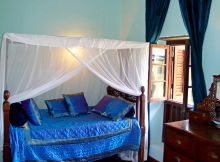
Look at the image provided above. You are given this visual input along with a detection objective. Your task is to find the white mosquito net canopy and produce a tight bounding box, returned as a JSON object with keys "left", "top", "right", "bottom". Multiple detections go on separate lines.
{"left": 0, "top": 33, "right": 149, "bottom": 156}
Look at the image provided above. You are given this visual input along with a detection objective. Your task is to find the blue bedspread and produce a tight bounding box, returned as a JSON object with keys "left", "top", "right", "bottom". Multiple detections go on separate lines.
{"left": 10, "top": 110, "right": 140, "bottom": 162}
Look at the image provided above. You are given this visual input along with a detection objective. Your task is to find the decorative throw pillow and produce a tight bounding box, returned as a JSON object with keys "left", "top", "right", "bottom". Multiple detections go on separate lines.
{"left": 103, "top": 98, "right": 134, "bottom": 121}
{"left": 93, "top": 95, "right": 134, "bottom": 121}
{"left": 45, "top": 98, "right": 69, "bottom": 117}
{"left": 9, "top": 102, "right": 28, "bottom": 127}
{"left": 21, "top": 98, "right": 41, "bottom": 126}
{"left": 92, "top": 95, "right": 116, "bottom": 114}
{"left": 63, "top": 92, "right": 89, "bottom": 116}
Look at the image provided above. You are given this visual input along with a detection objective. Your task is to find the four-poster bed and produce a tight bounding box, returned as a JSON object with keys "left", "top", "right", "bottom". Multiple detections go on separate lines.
{"left": 3, "top": 86, "right": 146, "bottom": 162}
{"left": 0, "top": 33, "right": 149, "bottom": 162}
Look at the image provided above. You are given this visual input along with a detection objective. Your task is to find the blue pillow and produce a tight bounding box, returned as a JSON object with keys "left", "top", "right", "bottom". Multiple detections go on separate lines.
{"left": 93, "top": 95, "right": 134, "bottom": 121}
{"left": 10, "top": 102, "right": 28, "bottom": 127}
{"left": 63, "top": 92, "right": 89, "bottom": 116}
{"left": 104, "top": 98, "right": 134, "bottom": 121}
{"left": 45, "top": 98, "right": 69, "bottom": 117}
{"left": 21, "top": 99, "right": 41, "bottom": 126}
{"left": 92, "top": 95, "right": 116, "bottom": 114}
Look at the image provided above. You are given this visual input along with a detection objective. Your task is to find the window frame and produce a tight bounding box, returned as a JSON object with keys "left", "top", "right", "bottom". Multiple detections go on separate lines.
{"left": 148, "top": 36, "right": 192, "bottom": 107}
{"left": 148, "top": 44, "right": 170, "bottom": 102}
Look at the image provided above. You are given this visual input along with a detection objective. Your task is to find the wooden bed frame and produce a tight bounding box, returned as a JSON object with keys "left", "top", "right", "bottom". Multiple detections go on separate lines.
{"left": 3, "top": 86, "right": 146, "bottom": 162}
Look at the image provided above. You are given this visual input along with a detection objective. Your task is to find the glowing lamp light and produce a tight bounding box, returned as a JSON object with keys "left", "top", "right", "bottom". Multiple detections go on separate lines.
{"left": 71, "top": 47, "right": 80, "bottom": 54}
{"left": 67, "top": 46, "right": 87, "bottom": 60}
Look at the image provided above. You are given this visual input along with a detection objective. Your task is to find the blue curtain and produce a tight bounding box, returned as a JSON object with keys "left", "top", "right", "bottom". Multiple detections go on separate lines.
{"left": 179, "top": 0, "right": 212, "bottom": 108}
{"left": 145, "top": 0, "right": 170, "bottom": 43}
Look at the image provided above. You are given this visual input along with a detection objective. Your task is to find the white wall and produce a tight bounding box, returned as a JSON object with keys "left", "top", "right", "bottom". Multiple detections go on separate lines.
{"left": 203, "top": 0, "right": 220, "bottom": 88}
{"left": 160, "top": 0, "right": 187, "bottom": 37}
{"left": 0, "top": 0, "right": 122, "bottom": 40}
{"left": 120, "top": 0, "right": 145, "bottom": 41}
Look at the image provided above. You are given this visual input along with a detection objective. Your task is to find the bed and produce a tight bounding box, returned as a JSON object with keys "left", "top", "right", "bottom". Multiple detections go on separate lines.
{"left": 3, "top": 86, "right": 146, "bottom": 162}
{"left": 1, "top": 33, "right": 148, "bottom": 162}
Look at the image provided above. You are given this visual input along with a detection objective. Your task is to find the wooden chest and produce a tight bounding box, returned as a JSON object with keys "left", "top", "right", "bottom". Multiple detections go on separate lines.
{"left": 164, "top": 120, "right": 220, "bottom": 162}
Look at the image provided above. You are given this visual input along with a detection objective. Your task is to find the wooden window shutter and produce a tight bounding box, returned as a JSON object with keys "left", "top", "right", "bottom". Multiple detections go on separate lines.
{"left": 173, "top": 46, "right": 185, "bottom": 102}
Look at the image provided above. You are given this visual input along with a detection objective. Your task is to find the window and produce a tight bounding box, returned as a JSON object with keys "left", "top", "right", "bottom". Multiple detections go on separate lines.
{"left": 148, "top": 36, "right": 193, "bottom": 106}
{"left": 149, "top": 44, "right": 170, "bottom": 102}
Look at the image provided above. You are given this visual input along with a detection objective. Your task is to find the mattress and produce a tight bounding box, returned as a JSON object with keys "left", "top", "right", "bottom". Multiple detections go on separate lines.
{"left": 10, "top": 110, "right": 140, "bottom": 161}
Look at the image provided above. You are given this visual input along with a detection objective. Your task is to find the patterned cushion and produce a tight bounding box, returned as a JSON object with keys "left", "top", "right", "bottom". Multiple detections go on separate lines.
{"left": 63, "top": 92, "right": 89, "bottom": 116}
{"left": 45, "top": 98, "right": 69, "bottom": 117}
{"left": 21, "top": 98, "right": 41, "bottom": 126}
{"left": 104, "top": 98, "right": 134, "bottom": 121}
{"left": 93, "top": 95, "right": 134, "bottom": 121}
{"left": 93, "top": 95, "right": 114, "bottom": 114}
{"left": 10, "top": 102, "right": 28, "bottom": 127}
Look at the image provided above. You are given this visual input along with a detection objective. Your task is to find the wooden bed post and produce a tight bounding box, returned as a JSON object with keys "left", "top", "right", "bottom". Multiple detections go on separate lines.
{"left": 3, "top": 90, "right": 11, "bottom": 162}
{"left": 138, "top": 86, "right": 145, "bottom": 162}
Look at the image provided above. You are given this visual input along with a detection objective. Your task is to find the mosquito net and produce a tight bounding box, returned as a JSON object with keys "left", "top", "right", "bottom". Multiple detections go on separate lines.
{"left": 0, "top": 33, "right": 149, "bottom": 160}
